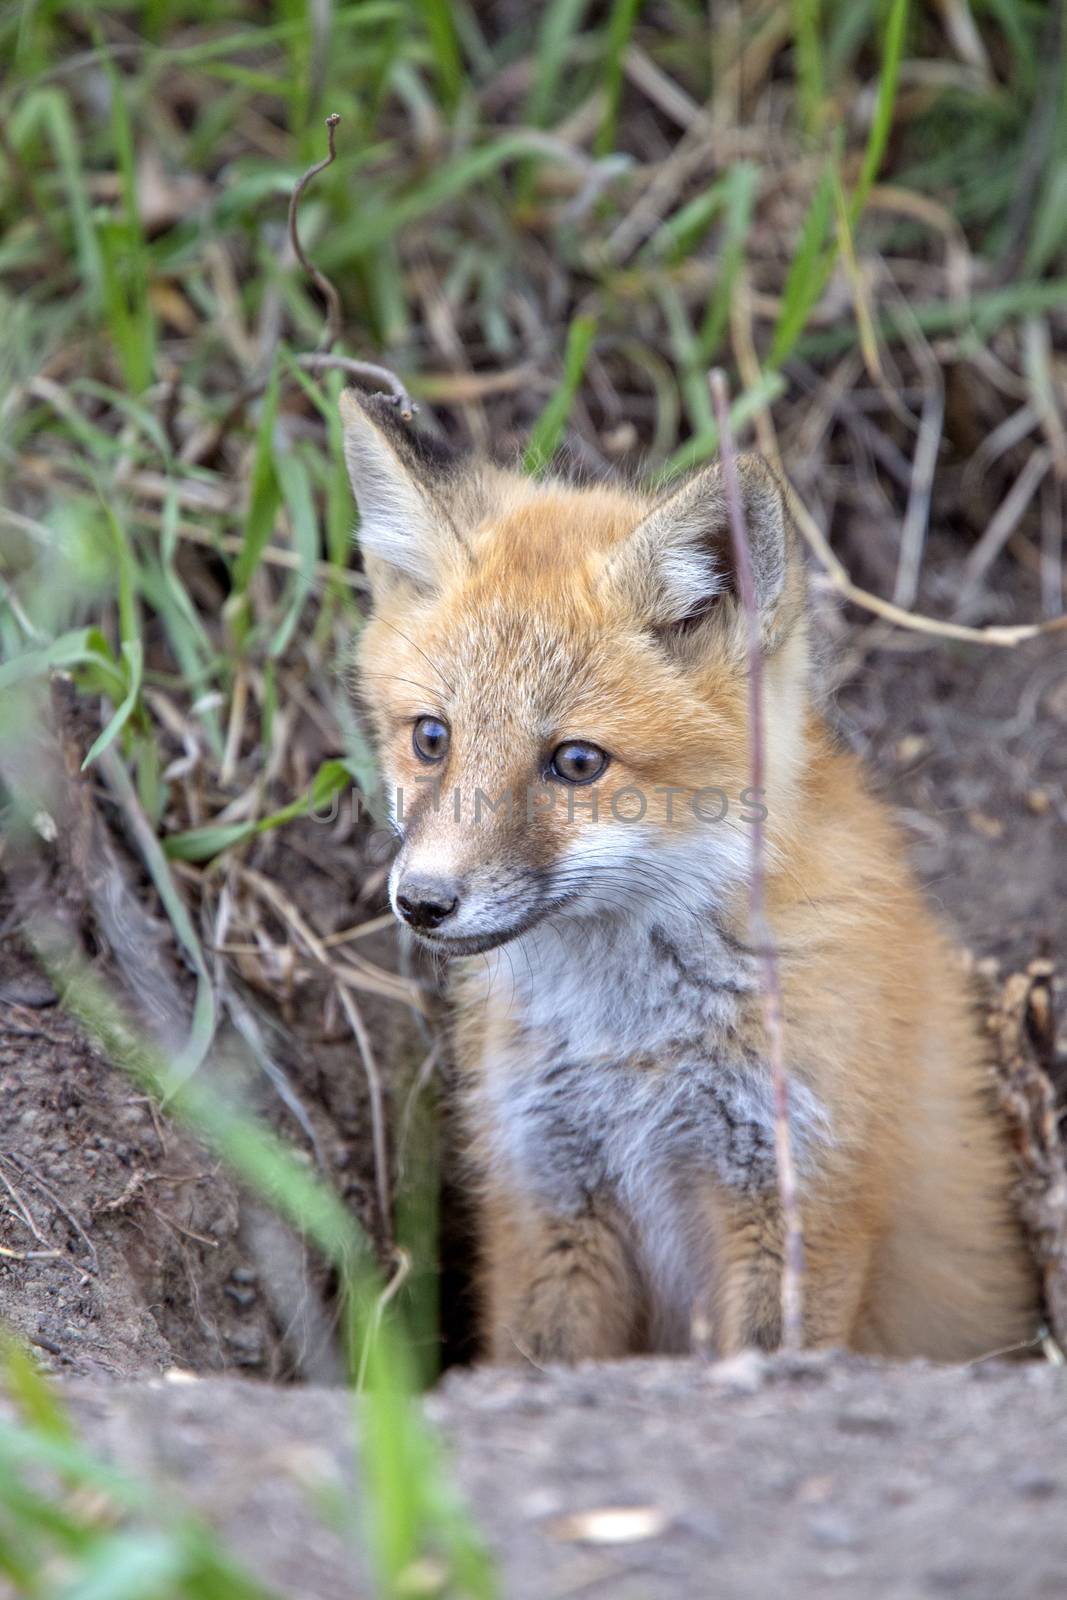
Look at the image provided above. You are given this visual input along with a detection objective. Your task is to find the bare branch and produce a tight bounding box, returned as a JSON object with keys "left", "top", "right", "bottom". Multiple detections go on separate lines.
{"left": 296, "top": 352, "right": 414, "bottom": 421}
{"left": 709, "top": 368, "right": 806, "bottom": 1352}
{"left": 287, "top": 112, "right": 344, "bottom": 352}
{"left": 286, "top": 116, "right": 416, "bottom": 419}
{"left": 786, "top": 486, "right": 1067, "bottom": 648}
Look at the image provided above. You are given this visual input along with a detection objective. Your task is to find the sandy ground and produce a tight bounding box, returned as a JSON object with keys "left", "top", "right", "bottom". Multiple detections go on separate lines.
{"left": 15, "top": 1352, "right": 1064, "bottom": 1600}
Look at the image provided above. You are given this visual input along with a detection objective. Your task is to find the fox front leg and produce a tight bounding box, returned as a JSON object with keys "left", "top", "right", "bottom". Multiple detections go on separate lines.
{"left": 479, "top": 1186, "right": 642, "bottom": 1363}
{"left": 707, "top": 1189, "right": 873, "bottom": 1356}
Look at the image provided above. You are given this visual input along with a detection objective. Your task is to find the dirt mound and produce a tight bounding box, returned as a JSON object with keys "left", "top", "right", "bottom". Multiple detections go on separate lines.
{"left": 15, "top": 1354, "right": 1066, "bottom": 1600}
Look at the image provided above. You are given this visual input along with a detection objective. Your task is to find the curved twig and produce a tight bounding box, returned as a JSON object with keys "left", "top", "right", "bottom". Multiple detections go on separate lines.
{"left": 286, "top": 117, "right": 416, "bottom": 419}
{"left": 786, "top": 483, "right": 1067, "bottom": 649}
{"left": 296, "top": 352, "right": 415, "bottom": 420}
{"left": 287, "top": 113, "right": 344, "bottom": 352}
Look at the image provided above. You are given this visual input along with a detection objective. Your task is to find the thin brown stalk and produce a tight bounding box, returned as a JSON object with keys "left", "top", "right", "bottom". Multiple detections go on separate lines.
{"left": 957, "top": 447, "right": 1052, "bottom": 609}
{"left": 787, "top": 487, "right": 1067, "bottom": 648}
{"left": 336, "top": 983, "right": 393, "bottom": 1253}
{"left": 287, "top": 113, "right": 344, "bottom": 352}
{"left": 321, "top": 914, "right": 396, "bottom": 947}
{"left": 233, "top": 863, "right": 421, "bottom": 1253}
{"left": 150, "top": 515, "right": 368, "bottom": 592}
{"left": 893, "top": 376, "right": 944, "bottom": 610}
{"left": 709, "top": 368, "right": 805, "bottom": 1352}
{"left": 296, "top": 353, "right": 415, "bottom": 419}
{"left": 355, "top": 1246, "right": 411, "bottom": 1390}
{"left": 1040, "top": 473, "right": 1064, "bottom": 620}
{"left": 729, "top": 272, "right": 781, "bottom": 473}
{"left": 286, "top": 117, "right": 415, "bottom": 417}
{"left": 233, "top": 865, "right": 423, "bottom": 1013}
{"left": 960, "top": 404, "right": 1038, "bottom": 510}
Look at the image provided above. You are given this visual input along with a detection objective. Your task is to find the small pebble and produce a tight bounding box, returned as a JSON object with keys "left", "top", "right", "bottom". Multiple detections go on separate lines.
{"left": 807, "top": 1510, "right": 856, "bottom": 1550}
{"left": 706, "top": 1349, "right": 765, "bottom": 1394}
{"left": 1011, "top": 1469, "right": 1059, "bottom": 1500}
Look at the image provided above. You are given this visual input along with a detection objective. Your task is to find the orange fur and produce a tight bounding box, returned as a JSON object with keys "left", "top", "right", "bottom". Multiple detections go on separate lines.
{"left": 342, "top": 391, "right": 1039, "bottom": 1364}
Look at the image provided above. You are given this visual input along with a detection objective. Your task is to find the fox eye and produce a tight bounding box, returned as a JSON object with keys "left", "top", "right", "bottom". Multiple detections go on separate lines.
{"left": 550, "top": 741, "right": 609, "bottom": 785}
{"left": 412, "top": 716, "right": 450, "bottom": 763}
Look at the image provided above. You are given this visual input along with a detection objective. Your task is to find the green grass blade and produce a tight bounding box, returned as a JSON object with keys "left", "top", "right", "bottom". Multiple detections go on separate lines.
{"left": 416, "top": 0, "right": 464, "bottom": 109}
{"left": 0, "top": 1341, "right": 276, "bottom": 1597}
{"left": 319, "top": 132, "right": 584, "bottom": 262}
{"left": 641, "top": 179, "right": 726, "bottom": 266}
{"left": 60, "top": 1530, "right": 188, "bottom": 1600}
{"left": 80, "top": 502, "right": 144, "bottom": 768}
{"left": 1025, "top": 161, "right": 1067, "bottom": 279}
{"left": 792, "top": 0, "right": 825, "bottom": 136}
{"left": 656, "top": 281, "right": 715, "bottom": 434}
{"left": 270, "top": 449, "right": 319, "bottom": 657}
{"left": 29, "top": 89, "right": 102, "bottom": 307}
{"left": 794, "top": 277, "right": 1067, "bottom": 359}
{"left": 850, "top": 0, "right": 909, "bottom": 220}
{"left": 656, "top": 370, "right": 787, "bottom": 480}
{"left": 1, "top": 1338, "right": 74, "bottom": 1444}
{"left": 281, "top": 359, "right": 355, "bottom": 586}
{"left": 163, "top": 819, "right": 259, "bottom": 862}
{"left": 106, "top": 501, "right": 140, "bottom": 663}
{"left": 0, "top": 628, "right": 125, "bottom": 702}
{"left": 233, "top": 361, "right": 282, "bottom": 598}
{"left": 154, "top": 484, "right": 224, "bottom": 756}
{"left": 163, "top": 760, "right": 353, "bottom": 862}
{"left": 81, "top": 639, "right": 143, "bottom": 768}
{"left": 698, "top": 161, "right": 758, "bottom": 361}
{"left": 527, "top": 0, "right": 591, "bottom": 128}
{"left": 596, "top": 0, "right": 643, "bottom": 156}
{"left": 37, "top": 88, "right": 103, "bottom": 307}
{"left": 97, "top": 49, "right": 157, "bottom": 391}
{"left": 523, "top": 313, "right": 598, "bottom": 473}
{"left": 768, "top": 157, "right": 836, "bottom": 368}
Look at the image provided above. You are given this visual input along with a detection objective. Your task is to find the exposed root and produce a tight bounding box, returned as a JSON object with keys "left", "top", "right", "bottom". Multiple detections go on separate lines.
{"left": 987, "top": 959, "right": 1067, "bottom": 1350}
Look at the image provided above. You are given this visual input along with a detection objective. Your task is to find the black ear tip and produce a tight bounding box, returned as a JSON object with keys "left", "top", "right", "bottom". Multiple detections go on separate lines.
{"left": 340, "top": 387, "right": 462, "bottom": 475}
{"left": 365, "top": 390, "right": 418, "bottom": 424}
{"left": 342, "top": 388, "right": 417, "bottom": 427}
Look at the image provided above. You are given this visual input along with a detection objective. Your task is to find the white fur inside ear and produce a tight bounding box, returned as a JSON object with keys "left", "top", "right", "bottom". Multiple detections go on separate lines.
{"left": 340, "top": 393, "right": 442, "bottom": 585}
{"left": 604, "top": 461, "right": 792, "bottom": 630}
{"left": 609, "top": 497, "right": 727, "bottom": 626}
{"left": 654, "top": 525, "right": 726, "bottom": 623}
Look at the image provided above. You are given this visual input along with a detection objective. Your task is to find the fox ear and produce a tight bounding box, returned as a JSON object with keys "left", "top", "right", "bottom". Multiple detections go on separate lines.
{"left": 339, "top": 390, "right": 467, "bottom": 593}
{"left": 604, "top": 456, "right": 795, "bottom": 645}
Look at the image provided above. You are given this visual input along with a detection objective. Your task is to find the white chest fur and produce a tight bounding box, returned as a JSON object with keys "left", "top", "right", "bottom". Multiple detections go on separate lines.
{"left": 465, "top": 908, "right": 831, "bottom": 1319}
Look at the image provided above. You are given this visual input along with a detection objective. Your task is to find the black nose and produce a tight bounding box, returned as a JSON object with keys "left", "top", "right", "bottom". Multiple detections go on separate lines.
{"left": 395, "top": 875, "right": 460, "bottom": 931}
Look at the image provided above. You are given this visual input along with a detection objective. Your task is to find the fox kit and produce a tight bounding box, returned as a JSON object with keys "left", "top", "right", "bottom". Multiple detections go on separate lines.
{"left": 341, "top": 389, "right": 1038, "bottom": 1364}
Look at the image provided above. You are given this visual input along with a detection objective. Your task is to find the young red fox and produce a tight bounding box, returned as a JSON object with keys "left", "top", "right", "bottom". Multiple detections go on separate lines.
{"left": 341, "top": 389, "right": 1039, "bottom": 1363}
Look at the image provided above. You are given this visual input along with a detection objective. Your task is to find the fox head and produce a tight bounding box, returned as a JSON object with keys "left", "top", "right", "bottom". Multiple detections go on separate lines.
{"left": 341, "top": 391, "right": 809, "bottom": 955}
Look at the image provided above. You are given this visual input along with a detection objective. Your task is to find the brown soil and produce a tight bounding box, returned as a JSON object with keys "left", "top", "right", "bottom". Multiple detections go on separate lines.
{"left": 0, "top": 814, "right": 422, "bottom": 1383}
{"left": 832, "top": 626, "right": 1067, "bottom": 973}
{"left": 0, "top": 950, "right": 242, "bottom": 1378}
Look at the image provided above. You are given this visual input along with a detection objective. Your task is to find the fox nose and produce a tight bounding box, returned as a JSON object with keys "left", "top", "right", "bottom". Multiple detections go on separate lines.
{"left": 395, "top": 875, "right": 460, "bottom": 931}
